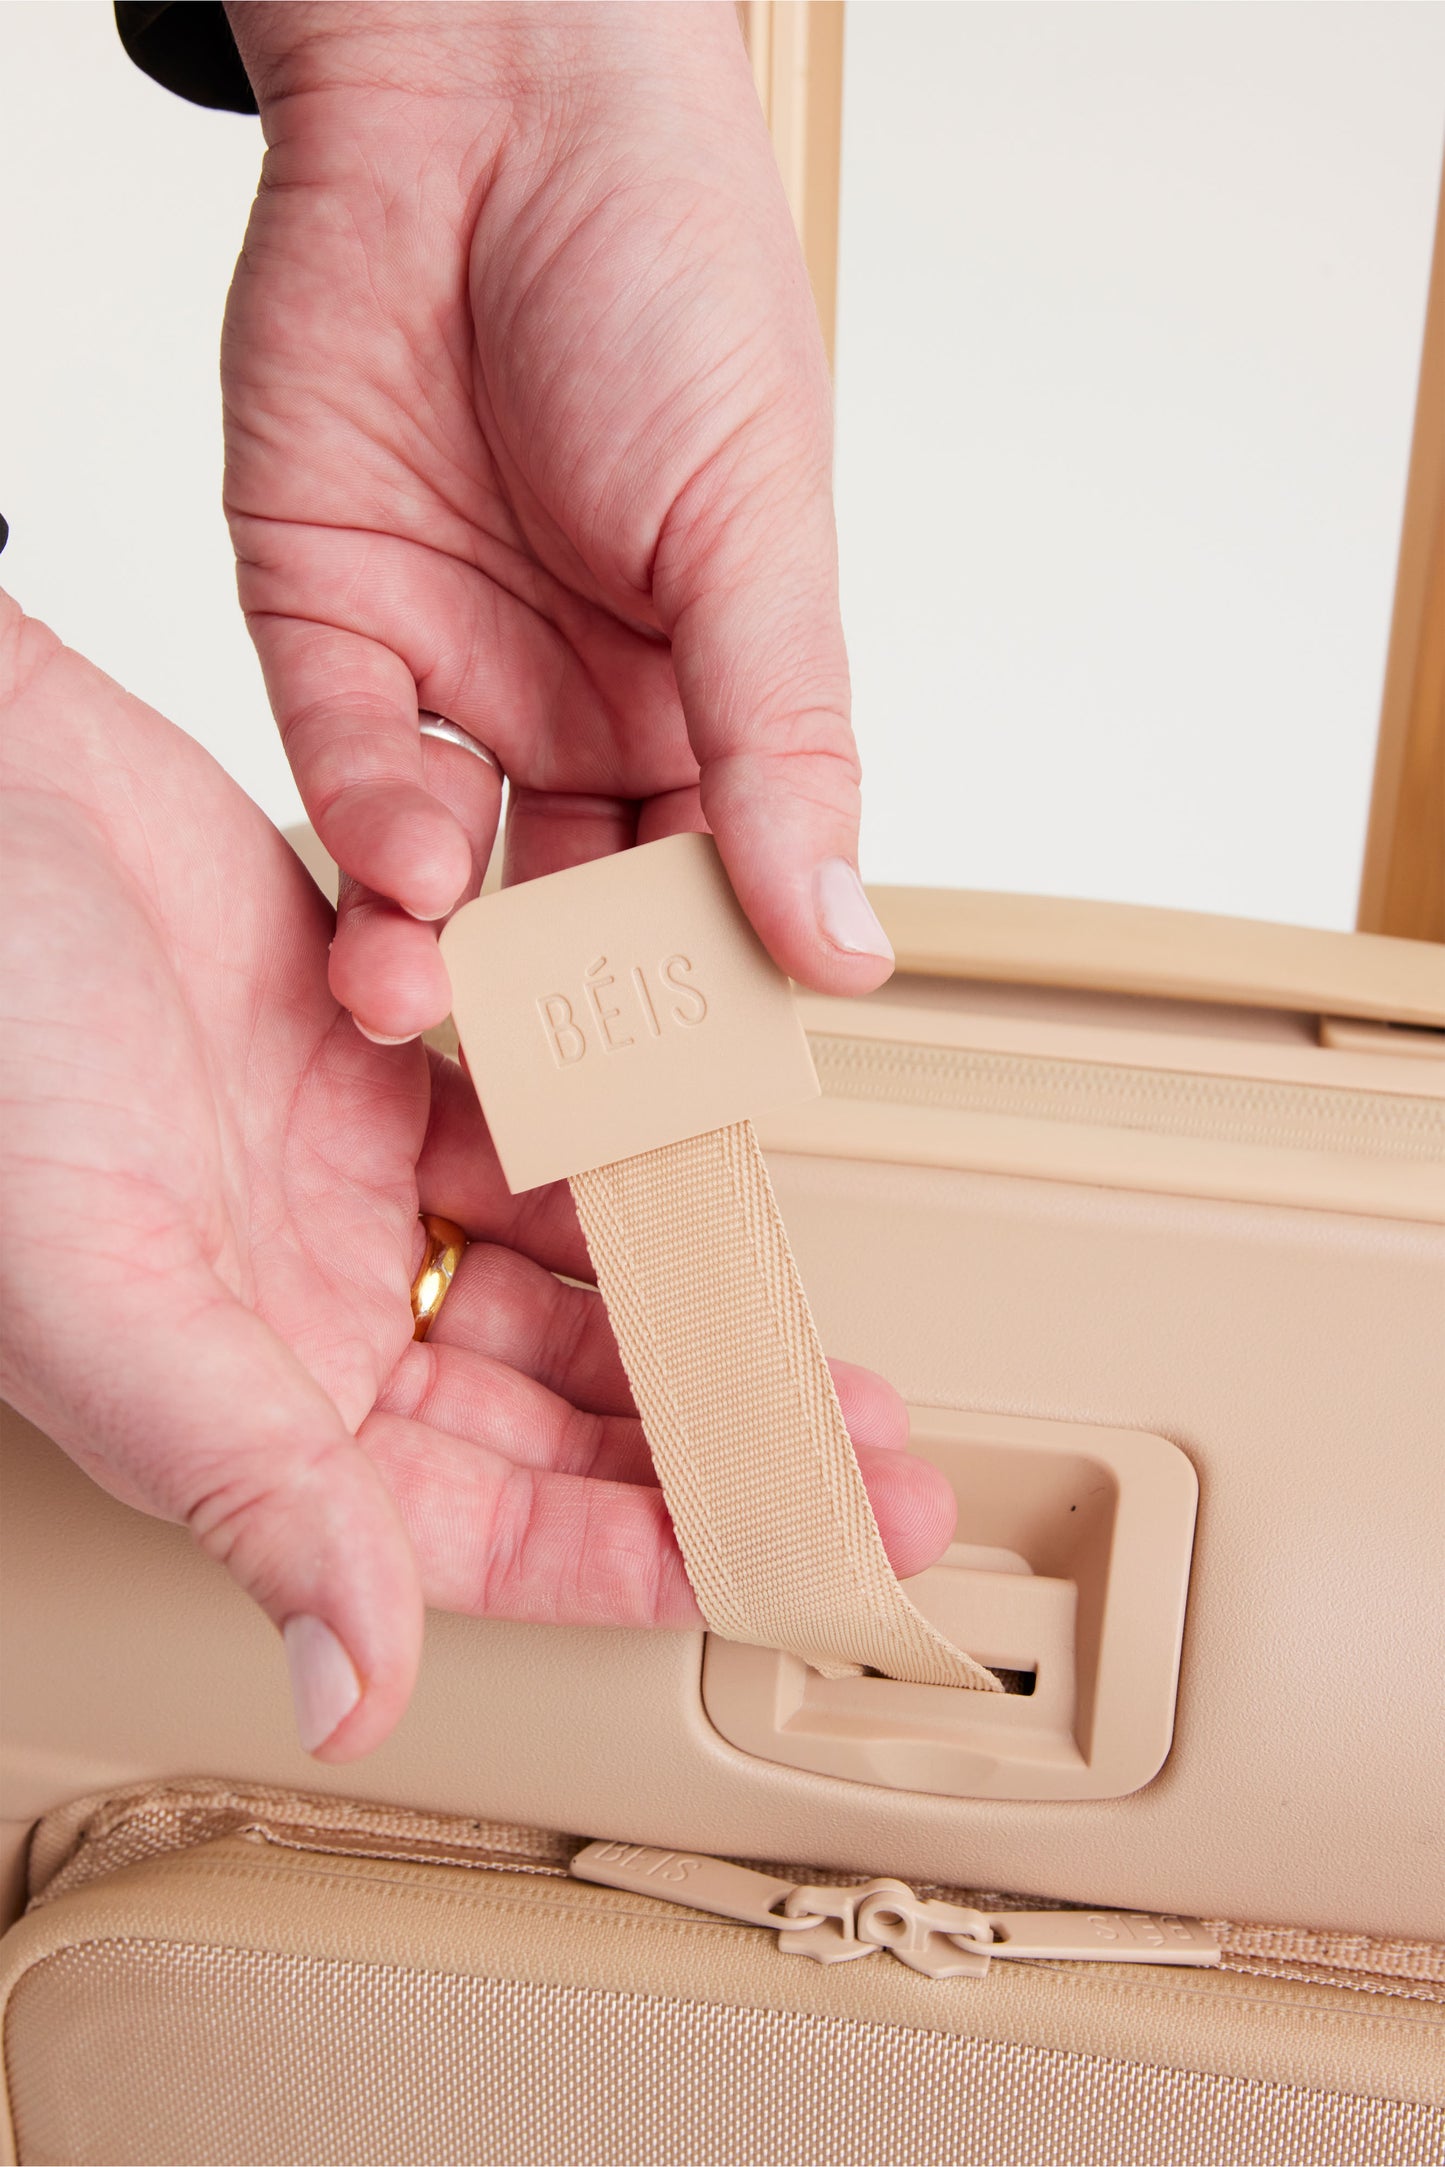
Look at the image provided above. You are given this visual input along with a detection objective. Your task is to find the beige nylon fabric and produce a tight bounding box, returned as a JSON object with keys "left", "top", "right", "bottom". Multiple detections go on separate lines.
{"left": 26, "top": 1779, "right": 574, "bottom": 1911}
{"left": 570, "top": 1120, "right": 1000, "bottom": 1690}
{"left": 8, "top": 1935, "right": 1442, "bottom": 2167}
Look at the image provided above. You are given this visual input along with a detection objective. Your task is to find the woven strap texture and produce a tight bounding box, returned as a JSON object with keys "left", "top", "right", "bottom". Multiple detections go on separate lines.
{"left": 570, "top": 1120, "right": 999, "bottom": 1690}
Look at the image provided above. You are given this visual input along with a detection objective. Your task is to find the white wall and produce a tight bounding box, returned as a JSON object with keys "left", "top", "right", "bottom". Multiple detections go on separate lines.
{"left": 836, "top": 1, "right": 1445, "bottom": 926}
{"left": 4, "top": 3, "right": 1443, "bottom": 922}
{"left": 0, "top": 1, "right": 297, "bottom": 825}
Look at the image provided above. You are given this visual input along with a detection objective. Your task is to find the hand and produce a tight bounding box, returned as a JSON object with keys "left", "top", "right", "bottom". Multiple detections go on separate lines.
{"left": 222, "top": 0, "right": 896, "bottom": 1045}
{"left": 0, "top": 595, "right": 952, "bottom": 1758}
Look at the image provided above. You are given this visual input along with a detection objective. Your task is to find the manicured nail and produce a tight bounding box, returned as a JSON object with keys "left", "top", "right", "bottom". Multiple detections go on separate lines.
{"left": 283, "top": 1616, "right": 361, "bottom": 1753}
{"left": 353, "top": 1018, "right": 419, "bottom": 1046}
{"left": 815, "top": 858, "right": 894, "bottom": 962}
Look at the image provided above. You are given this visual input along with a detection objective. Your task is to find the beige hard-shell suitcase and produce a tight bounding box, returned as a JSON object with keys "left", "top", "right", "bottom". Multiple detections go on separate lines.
{"left": 3, "top": 881, "right": 1444, "bottom": 2165}
{"left": 5, "top": 24, "right": 1445, "bottom": 2159}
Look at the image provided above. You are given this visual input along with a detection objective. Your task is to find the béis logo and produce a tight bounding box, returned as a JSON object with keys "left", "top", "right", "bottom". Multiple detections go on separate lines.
{"left": 538, "top": 954, "right": 708, "bottom": 1067}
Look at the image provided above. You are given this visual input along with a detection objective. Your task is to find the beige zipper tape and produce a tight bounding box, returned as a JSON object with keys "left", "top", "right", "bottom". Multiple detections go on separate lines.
{"left": 440, "top": 838, "right": 999, "bottom": 1693}
{"left": 808, "top": 1034, "right": 1445, "bottom": 1162}
{"left": 32, "top": 1783, "right": 1442, "bottom": 2001}
{"left": 571, "top": 1841, "right": 1221, "bottom": 1980}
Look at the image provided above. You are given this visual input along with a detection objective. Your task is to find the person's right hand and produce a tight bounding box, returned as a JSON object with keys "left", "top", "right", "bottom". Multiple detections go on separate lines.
{"left": 0, "top": 594, "right": 954, "bottom": 1757}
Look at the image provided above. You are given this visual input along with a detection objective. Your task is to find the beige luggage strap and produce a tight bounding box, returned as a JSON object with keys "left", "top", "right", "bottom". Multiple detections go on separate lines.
{"left": 441, "top": 834, "right": 998, "bottom": 1690}
{"left": 571, "top": 1120, "right": 1000, "bottom": 1691}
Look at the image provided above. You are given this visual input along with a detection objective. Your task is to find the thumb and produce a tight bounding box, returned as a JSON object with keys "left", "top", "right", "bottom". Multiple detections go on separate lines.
{"left": 654, "top": 446, "right": 896, "bottom": 997}
{"left": 115, "top": 1291, "right": 424, "bottom": 1762}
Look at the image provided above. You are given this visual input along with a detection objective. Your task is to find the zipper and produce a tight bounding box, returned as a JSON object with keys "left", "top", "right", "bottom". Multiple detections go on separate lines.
{"left": 807, "top": 1033, "right": 1445, "bottom": 1163}
{"left": 571, "top": 1841, "right": 1221, "bottom": 1981}
{"left": 37, "top": 1783, "right": 1443, "bottom": 2003}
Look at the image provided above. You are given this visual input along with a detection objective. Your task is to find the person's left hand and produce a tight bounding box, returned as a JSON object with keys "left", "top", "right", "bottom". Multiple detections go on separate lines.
{"left": 0, "top": 596, "right": 953, "bottom": 1757}
{"left": 221, "top": 1, "right": 895, "bottom": 1046}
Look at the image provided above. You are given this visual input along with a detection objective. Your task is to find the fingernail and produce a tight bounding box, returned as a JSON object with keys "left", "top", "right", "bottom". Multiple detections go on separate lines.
{"left": 283, "top": 1616, "right": 361, "bottom": 1753}
{"left": 353, "top": 1019, "right": 419, "bottom": 1046}
{"left": 815, "top": 858, "right": 894, "bottom": 962}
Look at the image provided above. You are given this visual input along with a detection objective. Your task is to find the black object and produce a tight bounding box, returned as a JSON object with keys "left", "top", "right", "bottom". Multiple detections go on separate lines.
{"left": 114, "top": 3, "right": 258, "bottom": 116}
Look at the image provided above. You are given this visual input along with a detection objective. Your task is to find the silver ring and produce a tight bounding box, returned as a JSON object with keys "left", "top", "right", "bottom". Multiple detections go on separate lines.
{"left": 418, "top": 712, "right": 502, "bottom": 773}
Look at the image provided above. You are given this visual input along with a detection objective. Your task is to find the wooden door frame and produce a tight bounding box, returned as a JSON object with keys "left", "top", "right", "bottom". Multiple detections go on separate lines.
{"left": 1358, "top": 162, "right": 1445, "bottom": 945}
{"left": 738, "top": 1, "right": 845, "bottom": 369}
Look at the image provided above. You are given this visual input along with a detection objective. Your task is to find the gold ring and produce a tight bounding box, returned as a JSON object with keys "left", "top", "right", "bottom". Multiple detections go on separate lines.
{"left": 410, "top": 1215, "right": 467, "bottom": 1341}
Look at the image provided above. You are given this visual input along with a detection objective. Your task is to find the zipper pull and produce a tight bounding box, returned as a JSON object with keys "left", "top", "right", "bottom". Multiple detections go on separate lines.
{"left": 571, "top": 1841, "right": 821, "bottom": 1932}
{"left": 778, "top": 1878, "right": 995, "bottom": 1977}
{"left": 571, "top": 1845, "right": 979, "bottom": 1974}
{"left": 978, "top": 1910, "right": 1221, "bottom": 1965}
{"left": 570, "top": 1842, "right": 1221, "bottom": 1979}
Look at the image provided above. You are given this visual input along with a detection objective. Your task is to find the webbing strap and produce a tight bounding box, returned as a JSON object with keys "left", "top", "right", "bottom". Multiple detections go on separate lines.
{"left": 571, "top": 1120, "right": 1001, "bottom": 1690}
